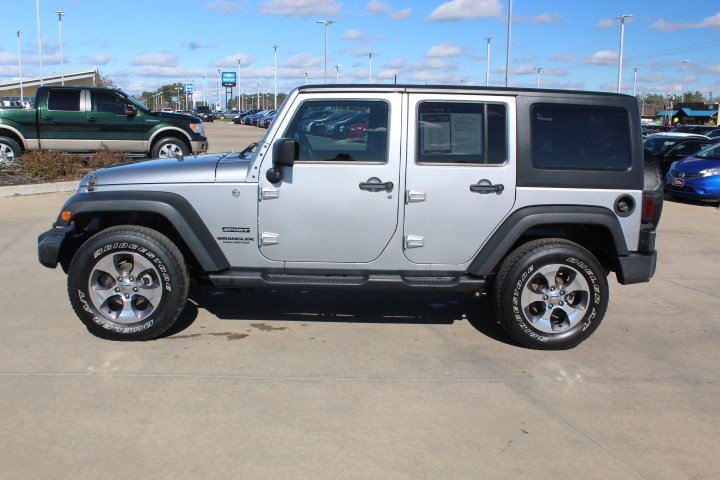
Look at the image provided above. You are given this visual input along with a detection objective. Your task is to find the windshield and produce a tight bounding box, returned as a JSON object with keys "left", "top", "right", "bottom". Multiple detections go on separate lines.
{"left": 696, "top": 143, "right": 720, "bottom": 160}
{"left": 644, "top": 137, "right": 678, "bottom": 156}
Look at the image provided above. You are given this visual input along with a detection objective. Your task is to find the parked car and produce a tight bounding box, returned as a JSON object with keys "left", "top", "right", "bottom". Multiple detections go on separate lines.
{"left": 193, "top": 105, "right": 215, "bottom": 122}
{"left": 641, "top": 124, "right": 668, "bottom": 138}
{"left": 217, "top": 110, "right": 239, "bottom": 120}
{"left": 671, "top": 125, "right": 717, "bottom": 135}
{"left": 161, "top": 108, "right": 173, "bottom": 113}
{"left": 303, "top": 111, "right": 346, "bottom": 134}
{"left": 327, "top": 113, "right": 368, "bottom": 138}
{"left": 38, "top": 85, "right": 661, "bottom": 349}
{"left": 0, "top": 86, "right": 208, "bottom": 161}
{"left": 243, "top": 110, "right": 271, "bottom": 126}
{"left": 232, "top": 109, "right": 261, "bottom": 124}
{"left": 258, "top": 111, "right": 277, "bottom": 128}
{"left": 643, "top": 133, "right": 716, "bottom": 175}
{"left": 706, "top": 128, "right": 720, "bottom": 139}
{"left": 664, "top": 142, "right": 720, "bottom": 202}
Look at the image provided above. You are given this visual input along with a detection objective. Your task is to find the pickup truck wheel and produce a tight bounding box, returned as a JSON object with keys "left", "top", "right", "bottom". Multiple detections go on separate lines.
{"left": 152, "top": 138, "right": 189, "bottom": 159}
{"left": 67, "top": 226, "right": 189, "bottom": 341}
{"left": 0, "top": 137, "right": 22, "bottom": 165}
{"left": 493, "top": 239, "right": 608, "bottom": 350}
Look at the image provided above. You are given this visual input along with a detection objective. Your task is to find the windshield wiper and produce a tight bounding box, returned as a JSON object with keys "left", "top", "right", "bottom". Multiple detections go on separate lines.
{"left": 239, "top": 141, "right": 259, "bottom": 157}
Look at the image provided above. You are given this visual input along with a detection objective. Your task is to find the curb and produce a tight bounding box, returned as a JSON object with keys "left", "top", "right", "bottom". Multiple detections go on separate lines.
{"left": 0, "top": 180, "right": 79, "bottom": 198}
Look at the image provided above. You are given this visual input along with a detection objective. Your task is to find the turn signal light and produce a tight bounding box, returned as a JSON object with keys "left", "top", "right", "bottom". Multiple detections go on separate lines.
{"left": 642, "top": 196, "right": 654, "bottom": 223}
{"left": 61, "top": 210, "right": 71, "bottom": 222}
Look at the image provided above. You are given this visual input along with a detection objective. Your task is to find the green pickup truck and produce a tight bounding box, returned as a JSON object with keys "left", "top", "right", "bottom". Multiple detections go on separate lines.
{"left": 0, "top": 86, "right": 208, "bottom": 163}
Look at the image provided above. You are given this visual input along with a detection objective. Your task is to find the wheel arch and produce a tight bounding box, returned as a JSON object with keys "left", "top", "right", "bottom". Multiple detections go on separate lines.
{"left": 148, "top": 127, "right": 192, "bottom": 152}
{"left": 0, "top": 125, "right": 27, "bottom": 151}
{"left": 467, "top": 205, "right": 628, "bottom": 277}
{"left": 56, "top": 191, "right": 229, "bottom": 275}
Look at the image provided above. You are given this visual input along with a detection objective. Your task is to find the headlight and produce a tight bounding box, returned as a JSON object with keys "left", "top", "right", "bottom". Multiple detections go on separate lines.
{"left": 700, "top": 167, "right": 720, "bottom": 177}
{"left": 190, "top": 122, "right": 205, "bottom": 135}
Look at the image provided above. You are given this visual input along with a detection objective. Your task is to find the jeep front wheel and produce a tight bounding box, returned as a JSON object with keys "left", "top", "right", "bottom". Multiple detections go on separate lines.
{"left": 67, "top": 226, "right": 189, "bottom": 340}
{"left": 493, "top": 239, "right": 608, "bottom": 349}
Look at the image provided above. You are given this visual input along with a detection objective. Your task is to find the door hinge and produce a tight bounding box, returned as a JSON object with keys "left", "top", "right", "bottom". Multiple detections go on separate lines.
{"left": 260, "top": 187, "right": 279, "bottom": 200}
{"left": 405, "top": 190, "right": 426, "bottom": 203}
{"left": 405, "top": 235, "right": 424, "bottom": 248}
{"left": 260, "top": 232, "right": 279, "bottom": 246}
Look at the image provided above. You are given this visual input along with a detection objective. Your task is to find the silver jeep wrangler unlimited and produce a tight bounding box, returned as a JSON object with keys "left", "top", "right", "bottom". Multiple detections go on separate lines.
{"left": 38, "top": 85, "right": 662, "bottom": 349}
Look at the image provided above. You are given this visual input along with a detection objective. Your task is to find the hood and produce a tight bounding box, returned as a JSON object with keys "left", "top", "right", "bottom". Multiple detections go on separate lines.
{"left": 89, "top": 153, "right": 223, "bottom": 186}
{"left": 674, "top": 156, "right": 720, "bottom": 174}
{"left": 153, "top": 111, "right": 199, "bottom": 121}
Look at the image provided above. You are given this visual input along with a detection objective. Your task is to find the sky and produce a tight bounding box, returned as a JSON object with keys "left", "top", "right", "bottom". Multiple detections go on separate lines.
{"left": 2, "top": 0, "right": 720, "bottom": 103}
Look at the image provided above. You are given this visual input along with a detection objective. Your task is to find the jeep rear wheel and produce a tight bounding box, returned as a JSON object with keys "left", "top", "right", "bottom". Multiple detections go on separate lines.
{"left": 493, "top": 239, "right": 608, "bottom": 349}
{"left": 67, "top": 226, "right": 189, "bottom": 340}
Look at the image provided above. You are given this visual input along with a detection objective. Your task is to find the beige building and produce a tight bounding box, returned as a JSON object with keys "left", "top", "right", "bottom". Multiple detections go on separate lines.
{"left": 0, "top": 69, "right": 101, "bottom": 101}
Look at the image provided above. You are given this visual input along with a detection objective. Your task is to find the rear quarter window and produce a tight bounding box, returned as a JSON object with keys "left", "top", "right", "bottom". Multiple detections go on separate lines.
{"left": 531, "top": 104, "right": 630, "bottom": 171}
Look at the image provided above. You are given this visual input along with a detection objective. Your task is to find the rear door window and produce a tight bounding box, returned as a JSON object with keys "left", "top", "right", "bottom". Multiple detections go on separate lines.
{"left": 532, "top": 104, "right": 630, "bottom": 170}
{"left": 47, "top": 90, "right": 81, "bottom": 111}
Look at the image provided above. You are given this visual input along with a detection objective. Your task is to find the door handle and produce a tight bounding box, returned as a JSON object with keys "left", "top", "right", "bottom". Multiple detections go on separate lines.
{"left": 359, "top": 178, "right": 394, "bottom": 192}
{"left": 470, "top": 180, "right": 504, "bottom": 194}
{"left": 41, "top": 116, "right": 53, "bottom": 123}
{"left": 87, "top": 116, "right": 97, "bottom": 123}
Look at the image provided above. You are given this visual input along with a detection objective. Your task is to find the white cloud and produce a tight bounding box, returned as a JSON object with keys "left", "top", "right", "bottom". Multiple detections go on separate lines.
{"left": 550, "top": 52, "right": 575, "bottom": 62}
{"left": 596, "top": 18, "right": 615, "bottom": 29}
{"left": 259, "top": 0, "right": 341, "bottom": 18}
{"left": 581, "top": 50, "right": 618, "bottom": 65}
{"left": 425, "top": 42, "right": 462, "bottom": 58}
{"left": 651, "top": 12, "right": 720, "bottom": 31}
{"left": 389, "top": 8, "right": 412, "bottom": 20}
{"left": 365, "top": 0, "right": 412, "bottom": 20}
{"left": 132, "top": 54, "right": 177, "bottom": 67}
{"left": 205, "top": 0, "right": 241, "bottom": 14}
{"left": 515, "top": 12, "right": 562, "bottom": 24}
{"left": 384, "top": 58, "right": 406, "bottom": 69}
{"left": 184, "top": 41, "right": 215, "bottom": 50}
{"left": 427, "top": 0, "right": 502, "bottom": 22}
{"left": 79, "top": 54, "right": 112, "bottom": 65}
{"left": 210, "top": 53, "right": 254, "bottom": 68}
{"left": 704, "top": 65, "right": 720, "bottom": 74}
{"left": 342, "top": 29, "right": 365, "bottom": 40}
{"left": 282, "top": 53, "right": 322, "bottom": 68}
{"left": 133, "top": 66, "right": 209, "bottom": 78}
{"left": 424, "top": 57, "right": 455, "bottom": 69}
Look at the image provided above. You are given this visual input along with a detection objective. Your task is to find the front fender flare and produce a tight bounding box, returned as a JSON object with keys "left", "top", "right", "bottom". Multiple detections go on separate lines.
{"left": 56, "top": 191, "right": 230, "bottom": 272}
{"left": 467, "top": 205, "right": 628, "bottom": 277}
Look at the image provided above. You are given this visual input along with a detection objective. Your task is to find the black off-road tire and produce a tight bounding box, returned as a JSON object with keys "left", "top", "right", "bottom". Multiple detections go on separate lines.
{"left": 151, "top": 137, "right": 190, "bottom": 159}
{"left": 67, "top": 226, "right": 189, "bottom": 341}
{"left": 492, "top": 238, "right": 609, "bottom": 350}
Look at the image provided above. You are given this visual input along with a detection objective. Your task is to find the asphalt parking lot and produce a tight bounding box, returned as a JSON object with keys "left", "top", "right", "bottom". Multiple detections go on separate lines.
{"left": 1, "top": 164, "right": 719, "bottom": 477}
{"left": 206, "top": 120, "right": 267, "bottom": 154}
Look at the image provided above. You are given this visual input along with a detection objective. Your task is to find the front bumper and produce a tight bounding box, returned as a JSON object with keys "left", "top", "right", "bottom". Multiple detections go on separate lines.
{"left": 190, "top": 140, "right": 208, "bottom": 154}
{"left": 664, "top": 172, "right": 720, "bottom": 200}
{"left": 38, "top": 225, "right": 75, "bottom": 269}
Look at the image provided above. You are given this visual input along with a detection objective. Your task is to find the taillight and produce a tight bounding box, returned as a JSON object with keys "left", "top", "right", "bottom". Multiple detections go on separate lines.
{"left": 642, "top": 195, "right": 654, "bottom": 223}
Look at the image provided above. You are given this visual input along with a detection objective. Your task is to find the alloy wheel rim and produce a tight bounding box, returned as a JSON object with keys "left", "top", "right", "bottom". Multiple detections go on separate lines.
{"left": 158, "top": 143, "right": 183, "bottom": 158}
{"left": 519, "top": 263, "right": 590, "bottom": 333}
{"left": 87, "top": 251, "right": 163, "bottom": 324}
{"left": 0, "top": 144, "right": 15, "bottom": 165}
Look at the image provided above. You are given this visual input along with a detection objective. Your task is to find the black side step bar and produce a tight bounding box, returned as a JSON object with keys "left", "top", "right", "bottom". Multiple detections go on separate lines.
{"left": 208, "top": 271, "right": 485, "bottom": 292}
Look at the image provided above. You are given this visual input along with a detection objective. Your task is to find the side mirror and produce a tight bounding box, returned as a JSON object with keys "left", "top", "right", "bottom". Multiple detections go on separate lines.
{"left": 125, "top": 106, "right": 138, "bottom": 117}
{"left": 266, "top": 138, "right": 298, "bottom": 183}
{"left": 273, "top": 138, "right": 298, "bottom": 167}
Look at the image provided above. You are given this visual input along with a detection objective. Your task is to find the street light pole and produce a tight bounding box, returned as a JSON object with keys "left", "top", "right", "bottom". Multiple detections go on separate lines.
{"left": 316, "top": 20, "right": 334, "bottom": 84}
{"left": 504, "top": 0, "right": 513, "bottom": 87}
{"left": 334, "top": 64, "right": 340, "bottom": 83}
{"left": 484, "top": 35, "right": 493, "bottom": 87}
{"left": 16, "top": 30, "right": 23, "bottom": 102}
{"left": 614, "top": 14, "right": 633, "bottom": 94}
{"left": 273, "top": 44, "right": 279, "bottom": 109}
{"left": 36, "top": 0, "right": 44, "bottom": 85}
{"left": 681, "top": 59, "right": 689, "bottom": 102}
{"left": 367, "top": 52, "right": 374, "bottom": 83}
{"left": 632, "top": 67, "right": 638, "bottom": 96}
{"left": 304, "top": 71, "right": 309, "bottom": 85}
{"left": 257, "top": 81, "right": 260, "bottom": 111}
{"left": 202, "top": 74, "right": 206, "bottom": 107}
{"left": 217, "top": 68, "right": 221, "bottom": 110}
{"left": 241, "top": 84, "right": 244, "bottom": 111}
{"left": 535, "top": 67, "right": 542, "bottom": 88}
{"left": 54, "top": 11, "right": 65, "bottom": 85}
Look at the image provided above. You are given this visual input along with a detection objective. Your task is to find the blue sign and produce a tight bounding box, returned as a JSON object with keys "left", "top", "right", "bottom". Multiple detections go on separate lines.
{"left": 184, "top": 82, "right": 194, "bottom": 93}
{"left": 221, "top": 71, "right": 237, "bottom": 87}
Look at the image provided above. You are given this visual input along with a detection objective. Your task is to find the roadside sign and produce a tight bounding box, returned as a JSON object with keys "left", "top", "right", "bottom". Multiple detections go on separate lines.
{"left": 184, "top": 82, "right": 194, "bottom": 93}
{"left": 171, "top": 96, "right": 179, "bottom": 102}
{"left": 221, "top": 71, "right": 237, "bottom": 87}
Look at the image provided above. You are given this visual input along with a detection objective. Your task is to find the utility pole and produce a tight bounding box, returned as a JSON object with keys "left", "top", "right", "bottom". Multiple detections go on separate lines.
{"left": 681, "top": 59, "right": 689, "bottom": 102}
{"left": 273, "top": 45, "right": 279, "bottom": 109}
{"left": 367, "top": 52, "right": 374, "bottom": 83}
{"left": 535, "top": 67, "right": 542, "bottom": 88}
{"left": 484, "top": 35, "right": 493, "bottom": 87}
{"left": 237, "top": 58, "right": 242, "bottom": 108}
{"left": 316, "top": 20, "right": 335, "bottom": 83}
{"left": 241, "top": 83, "right": 244, "bottom": 111}
{"left": 304, "top": 71, "right": 309, "bottom": 85}
{"left": 615, "top": 14, "right": 633, "bottom": 94}
{"left": 54, "top": 11, "right": 65, "bottom": 85}
{"left": 16, "top": 30, "right": 23, "bottom": 102}
{"left": 504, "top": 0, "right": 513, "bottom": 87}
{"left": 632, "top": 67, "right": 638, "bottom": 96}
{"left": 334, "top": 64, "right": 340, "bottom": 83}
{"left": 202, "top": 74, "right": 206, "bottom": 107}
{"left": 257, "top": 81, "right": 260, "bottom": 111}
{"left": 36, "top": 0, "right": 44, "bottom": 85}
{"left": 216, "top": 68, "right": 221, "bottom": 110}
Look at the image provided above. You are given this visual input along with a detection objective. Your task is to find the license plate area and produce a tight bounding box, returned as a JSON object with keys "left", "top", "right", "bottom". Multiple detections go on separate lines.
{"left": 672, "top": 178, "right": 684, "bottom": 187}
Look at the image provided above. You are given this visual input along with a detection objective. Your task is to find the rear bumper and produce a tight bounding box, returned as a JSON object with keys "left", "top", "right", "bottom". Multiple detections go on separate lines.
{"left": 37, "top": 225, "right": 74, "bottom": 269}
